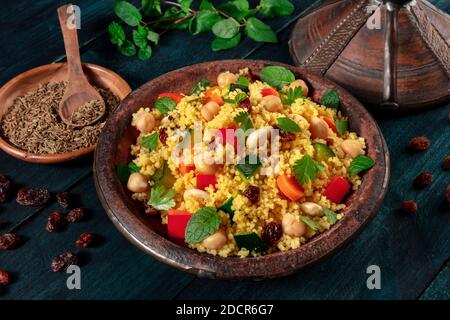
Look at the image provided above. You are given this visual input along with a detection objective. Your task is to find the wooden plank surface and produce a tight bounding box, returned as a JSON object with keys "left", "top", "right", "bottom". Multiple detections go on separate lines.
{"left": 1, "top": 0, "right": 449, "bottom": 300}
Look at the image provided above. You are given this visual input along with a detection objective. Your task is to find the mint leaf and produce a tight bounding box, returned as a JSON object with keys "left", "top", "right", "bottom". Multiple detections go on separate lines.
{"left": 299, "top": 215, "right": 319, "bottom": 231}
{"left": 155, "top": 96, "right": 177, "bottom": 116}
{"left": 148, "top": 185, "right": 175, "bottom": 210}
{"left": 199, "top": 0, "right": 214, "bottom": 10}
{"left": 335, "top": 119, "right": 348, "bottom": 135}
{"left": 178, "top": 0, "right": 193, "bottom": 13}
{"left": 138, "top": 45, "right": 152, "bottom": 60}
{"left": 281, "top": 87, "right": 303, "bottom": 105}
{"left": 259, "top": 0, "right": 294, "bottom": 18}
{"left": 190, "top": 10, "right": 221, "bottom": 34}
{"left": 234, "top": 111, "right": 253, "bottom": 131}
{"left": 133, "top": 28, "right": 148, "bottom": 48}
{"left": 147, "top": 30, "right": 160, "bottom": 44}
{"left": 236, "top": 155, "right": 262, "bottom": 179}
{"left": 212, "top": 18, "right": 240, "bottom": 39}
{"left": 293, "top": 155, "right": 323, "bottom": 184}
{"left": 349, "top": 155, "right": 375, "bottom": 176}
{"left": 219, "top": 197, "right": 234, "bottom": 218}
{"left": 219, "top": 0, "right": 250, "bottom": 20}
{"left": 320, "top": 89, "right": 340, "bottom": 109}
{"left": 114, "top": 1, "right": 142, "bottom": 27}
{"left": 117, "top": 163, "right": 130, "bottom": 182}
{"left": 189, "top": 79, "right": 212, "bottom": 95}
{"left": 236, "top": 76, "right": 250, "bottom": 87}
{"left": 276, "top": 117, "right": 301, "bottom": 133}
{"left": 245, "top": 17, "right": 277, "bottom": 43}
{"left": 260, "top": 66, "right": 295, "bottom": 90}
{"left": 108, "top": 22, "right": 125, "bottom": 46}
{"left": 323, "top": 207, "right": 337, "bottom": 225}
{"left": 185, "top": 207, "right": 221, "bottom": 244}
{"left": 128, "top": 161, "right": 140, "bottom": 173}
{"left": 142, "top": 0, "right": 161, "bottom": 16}
{"left": 118, "top": 40, "right": 137, "bottom": 56}
{"left": 211, "top": 33, "right": 241, "bottom": 51}
{"left": 141, "top": 132, "right": 159, "bottom": 151}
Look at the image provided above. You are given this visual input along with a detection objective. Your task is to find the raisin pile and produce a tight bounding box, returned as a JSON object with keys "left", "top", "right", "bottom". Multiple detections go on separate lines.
{"left": 66, "top": 208, "right": 85, "bottom": 223}
{"left": 51, "top": 252, "right": 79, "bottom": 272}
{"left": 413, "top": 172, "right": 433, "bottom": 189}
{"left": 76, "top": 232, "right": 95, "bottom": 248}
{"left": 0, "top": 233, "right": 20, "bottom": 250}
{"left": 0, "top": 175, "right": 13, "bottom": 203}
{"left": 56, "top": 192, "right": 71, "bottom": 209}
{"left": 262, "top": 222, "right": 282, "bottom": 246}
{"left": 243, "top": 185, "right": 260, "bottom": 204}
{"left": 16, "top": 188, "right": 50, "bottom": 206}
{"left": 46, "top": 211, "right": 67, "bottom": 232}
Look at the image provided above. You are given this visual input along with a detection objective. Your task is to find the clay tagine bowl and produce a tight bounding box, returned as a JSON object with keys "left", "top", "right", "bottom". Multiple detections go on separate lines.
{"left": 94, "top": 60, "right": 390, "bottom": 280}
{"left": 0, "top": 62, "right": 131, "bottom": 164}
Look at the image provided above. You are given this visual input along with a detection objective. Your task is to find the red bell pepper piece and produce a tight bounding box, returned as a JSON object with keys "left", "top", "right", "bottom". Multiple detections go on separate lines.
{"left": 179, "top": 163, "right": 195, "bottom": 175}
{"left": 216, "top": 128, "right": 238, "bottom": 150}
{"left": 322, "top": 116, "right": 337, "bottom": 133}
{"left": 261, "top": 87, "right": 279, "bottom": 97}
{"left": 323, "top": 176, "right": 351, "bottom": 203}
{"left": 158, "top": 93, "right": 184, "bottom": 104}
{"left": 167, "top": 209, "right": 192, "bottom": 239}
{"left": 197, "top": 174, "right": 217, "bottom": 190}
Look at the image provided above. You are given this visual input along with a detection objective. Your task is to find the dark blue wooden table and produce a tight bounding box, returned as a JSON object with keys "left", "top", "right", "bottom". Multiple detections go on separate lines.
{"left": 0, "top": 0, "right": 449, "bottom": 300}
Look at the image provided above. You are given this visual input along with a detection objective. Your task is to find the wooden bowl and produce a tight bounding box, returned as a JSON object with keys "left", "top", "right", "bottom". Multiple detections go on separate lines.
{"left": 0, "top": 63, "right": 131, "bottom": 164}
{"left": 94, "top": 60, "right": 390, "bottom": 280}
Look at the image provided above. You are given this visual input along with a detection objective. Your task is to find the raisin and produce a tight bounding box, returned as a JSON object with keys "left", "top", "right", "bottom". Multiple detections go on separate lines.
{"left": 159, "top": 128, "right": 168, "bottom": 145}
{"left": 0, "top": 270, "right": 10, "bottom": 286}
{"left": 239, "top": 98, "right": 252, "bottom": 113}
{"left": 0, "top": 175, "right": 13, "bottom": 203}
{"left": 46, "top": 211, "right": 66, "bottom": 232}
{"left": 243, "top": 185, "right": 260, "bottom": 204}
{"left": 414, "top": 172, "right": 433, "bottom": 189}
{"left": 442, "top": 156, "right": 450, "bottom": 171}
{"left": 56, "top": 192, "right": 71, "bottom": 209}
{"left": 0, "top": 233, "right": 20, "bottom": 250}
{"left": 16, "top": 188, "right": 50, "bottom": 206}
{"left": 76, "top": 232, "right": 95, "bottom": 248}
{"left": 274, "top": 125, "right": 296, "bottom": 143}
{"left": 262, "top": 222, "right": 282, "bottom": 246}
{"left": 408, "top": 136, "right": 430, "bottom": 152}
{"left": 51, "top": 252, "right": 79, "bottom": 272}
{"left": 144, "top": 204, "right": 160, "bottom": 216}
{"left": 67, "top": 208, "right": 84, "bottom": 223}
{"left": 400, "top": 200, "right": 417, "bottom": 214}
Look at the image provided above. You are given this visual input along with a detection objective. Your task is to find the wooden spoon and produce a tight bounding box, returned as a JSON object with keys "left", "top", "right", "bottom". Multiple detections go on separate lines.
{"left": 57, "top": 4, "right": 105, "bottom": 127}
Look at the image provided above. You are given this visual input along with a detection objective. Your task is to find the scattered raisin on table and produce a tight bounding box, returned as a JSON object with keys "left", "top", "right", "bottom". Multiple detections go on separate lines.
{"left": 46, "top": 211, "right": 66, "bottom": 232}
{"left": 239, "top": 98, "right": 252, "bottom": 113}
{"left": 442, "top": 156, "right": 450, "bottom": 171}
{"left": 76, "top": 232, "right": 95, "bottom": 248}
{"left": 144, "top": 203, "right": 160, "bottom": 216}
{"left": 243, "top": 185, "right": 260, "bottom": 204}
{"left": 0, "top": 270, "right": 10, "bottom": 286}
{"left": 0, "top": 175, "right": 13, "bottom": 203}
{"left": 408, "top": 136, "right": 430, "bottom": 152}
{"left": 400, "top": 200, "right": 417, "bottom": 214}
{"left": 262, "top": 222, "right": 282, "bottom": 246}
{"left": 159, "top": 128, "right": 168, "bottom": 145}
{"left": 67, "top": 208, "right": 85, "bottom": 223}
{"left": 414, "top": 172, "right": 433, "bottom": 189}
{"left": 51, "top": 252, "right": 79, "bottom": 272}
{"left": 16, "top": 188, "right": 50, "bottom": 206}
{"left": 56, "top": 192, "right": 71, "bottom": 209}
{"left": 0, "top": 233, "right": 20, "bottom": 250}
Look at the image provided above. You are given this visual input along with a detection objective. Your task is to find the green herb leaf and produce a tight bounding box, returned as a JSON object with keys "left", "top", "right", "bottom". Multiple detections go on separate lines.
{"left": 320, "top": 89, "right": 340, "bottom": 109}
{"left": 212, "top": 18, "right": 240, "bottom": 39}
{"left": 185, "top": 207, "right": 221, "bottom": 244}
{"left": 234, "top": 232, "right": 266, "bottom": 253}
{"left": 151, "top": 161, "right": 167, "bottom": 184}
{"left": 349, "top": 155, "right": 375, "bottom": 176}
{"left": 148, "top": 185, "right": 175, "bottom": 210}
{"left": 118, "top": 40, "right": 137, "bottom": 56}
{"left": 190, "top": 10, "right": 221, "bottom": 34}
{"left": 142, "top": 0, "right": 161, "bottom": 16}
{"left": 219, "top": 0, "right": 250, "bottom": 20}
{"left": 211, "top": 33, "right": 241, "bottom": 51}
{"left": 236, "top": 155, "right": 262, "bottom": 179}
{"left": 114, "top": 1, "right": 142, "bottom": 27}
{"left": 138, "top": 45, "right": 152, "bottom": 60}
{"left": 128, "top": 161, "right": 140, "bottom": 173}
{"left": 293, "top": 155, "right": 324, "bottom": 184}
{"left": 234, "top": 111, "right": 253, "bottom": 131}
{"left": 189, "top": 79, "right": 212, "bottom": 95}
{"left": 335, "top": 119, "right": 348, "bottom": 135}
{"left": 219, "top": 197, "right": 234, "bottom": 219}
{"left": 133, "top": 28, "right": 149, "bottom": 49}
{"left": 323, "top": 207, "right": 337, "bottom": 225}
{"left": 147, "top": 30, "right": 160, "bottom": 44}
{"left": 259, "top": 0, "right": 294, "bottom": 18}
{"left": 199, "top": 0, "right": 214, "bottom": 10}
{"left": 260, "top": 66, "right": 295, "bottom": 90}
{"left": 245, "top": 17, "right": 277, "bottom": 43}
{"left": 116, "top": 163, "right": 130, "bottom": 182}
{"left": 236, "top": 76, "right": 250, "bottom": 87}
{"left": 276, "top": 117, "right": 301, "bottom": 133}
{"left": 155, "top": 96, "right": 177, "bottom": 116}
{"left": 299, "top": 215, "right": 319, "bottom": 232}
{"left": 281, "top": 87, "right": 303, "bottom": 105}
{"left": 108, "top": 22, "right": 125, "bottom": 46}
{"left": 141, "top": 132, "right": 159, "bottom": 151}
{"left": 178, "top": 0, "right": 193, "bottom": 13}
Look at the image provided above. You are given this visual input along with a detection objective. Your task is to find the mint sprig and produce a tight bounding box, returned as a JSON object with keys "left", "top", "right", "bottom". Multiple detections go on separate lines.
{"left": 185, "top": 207, "right": 221, "bottom": 244}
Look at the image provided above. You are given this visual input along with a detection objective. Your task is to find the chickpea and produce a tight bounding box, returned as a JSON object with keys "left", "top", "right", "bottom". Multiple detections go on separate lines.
{"left": 282, "top": 213, "right": 306, "bottom": 237}
{"left": 135, "top": 112, "right": 155, "bottom": 134}
{"left": 196, "top": 160, "right": 220, "bottom": 175}
{"left": 201, "top": 101, "right": 220, "bottom": 121}
{"left": 287, "top": 79, "right": 309, "bottom": 97}
{"left": 127, "top": 173, "right": 148, "bottom": 193}
{"left": 299, "top": 202, "right": 323, "bottom": 216}
{"left": 202, "top": 229, "right": 228, "bottom": 250}
{"left": 217, "top": 72, "right": 238, "bottom": 87}
{"left": 341, "top": 139, "right": 364, "bottom": 158}
{"left": 261, "top": 95, "right": 283, "bottom": 112}
{"left": 309, "top": 116, "right": 329, "bottom": 139}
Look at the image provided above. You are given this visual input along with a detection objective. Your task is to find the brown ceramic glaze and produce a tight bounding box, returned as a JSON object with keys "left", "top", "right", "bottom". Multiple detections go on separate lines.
{"left": 94, "top": 60, "right": 390, "bottom": 280}
{"left": 0, "top": 63, "right": 131, "bottom": 163}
